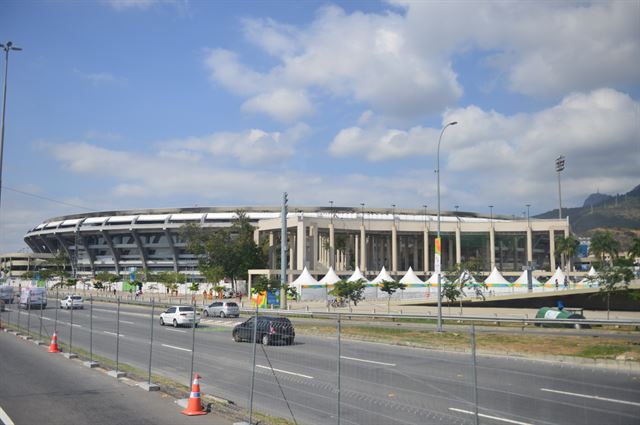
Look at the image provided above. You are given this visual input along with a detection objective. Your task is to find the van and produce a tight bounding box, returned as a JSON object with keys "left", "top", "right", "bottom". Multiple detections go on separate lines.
{"left": 19, "top": 287, "right": 47, "bottom": 309}
{"left": 0, "top": 285, "right": 14, "bottom": 304}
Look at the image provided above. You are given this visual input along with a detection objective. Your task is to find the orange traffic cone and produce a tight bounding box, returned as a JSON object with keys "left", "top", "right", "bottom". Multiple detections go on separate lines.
{"left": 48, "top": 332, "right": 61, "bottom": 353}
{"left": 181, "top": 373, "right": 207, "bottom": 416}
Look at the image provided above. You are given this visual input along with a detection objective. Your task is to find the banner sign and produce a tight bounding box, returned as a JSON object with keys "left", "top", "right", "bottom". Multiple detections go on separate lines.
{"left": 434, "top": 237, "right": 442, "bottom": 273}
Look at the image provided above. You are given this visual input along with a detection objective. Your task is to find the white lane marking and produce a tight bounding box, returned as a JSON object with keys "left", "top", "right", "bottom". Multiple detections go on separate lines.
{"left": 164, "top": 328, "right": 186, "bottom": 333}
{"left": 449, "top": 408, "right": 532, "bottom": 425}
{"left": 119, "top": 320, "right": 135, "bottom": 324}
{"left": 540, "top": 388, "right": 640, "bottom": 407}
{"left": 256, "top": 365, "right": 313, "bottom": 379}
{"left": 161, "top": 344, "right": 191, "bottom": 352}
{"left": 64, "top": 322, "right": 82, "bottom": 328}
{"left": 93, "top": 308, "right": 116, "bottom": 314}
{"left": 0, "top": 405, "right": 16, "bottom": 425}
{"left": 340, "top": 356, "right": 396, "bottom": 366}
{"left": 42, "top": 317, "right": 53, "bottom": 321}
{"left": 103, "top": 331, "right": 123, "bottom": 337}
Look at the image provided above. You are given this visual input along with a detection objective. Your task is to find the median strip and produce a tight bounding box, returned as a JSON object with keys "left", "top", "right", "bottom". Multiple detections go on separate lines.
{"left": 161, "top": 343, "right": 191, "bottom": 352}
{"left": 340, "top": 355, "right": 396, "bottom": 366}
{"left": 540, "top": 388, "right": 640, "bottom": 407}
{"left": 449, "top": 407, "right": 532, "bottom": 425}
{"left": 256, "top": 365, "right": 313, "bottom": 379}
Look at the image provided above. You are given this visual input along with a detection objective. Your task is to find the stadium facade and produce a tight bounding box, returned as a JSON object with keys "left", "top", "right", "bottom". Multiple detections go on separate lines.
{"left": 23, "top": 206, "right": 570, "bottom": 281}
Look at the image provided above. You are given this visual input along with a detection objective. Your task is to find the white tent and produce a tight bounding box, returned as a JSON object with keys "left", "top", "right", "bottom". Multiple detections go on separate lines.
{"left": 399, "top": 267, "right": 424, "bottom": 285}
{"left": 292, "top": 267, "right": 323, "bottom": 300}
{"left": 371, "top": 266, "right": 394, "bottom": 284}
{"left": 319, "top": 267, "right": 341, "bottom": 286}
{"left": 347, "top": 266, "right": 368, "bottom": 283}
{"left": 426, "top": 272, "right": 449, "bottom": 287}
{"left": 578, "top": 266, "right": 600, "bottom": 288}
{"left": 544, "top": 267, "right": 567, "bottom": 288}
{"left": 484, "top": 267, "right": 511, "bottom": 288}
{"left": 399, "top": 267, "right": 427, "bottom": 298}
{"left": 513, "top": 270, "right": 542, "bottom": 287}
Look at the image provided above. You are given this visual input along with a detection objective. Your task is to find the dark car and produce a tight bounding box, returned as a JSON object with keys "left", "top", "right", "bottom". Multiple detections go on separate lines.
{"left": 232, "top": 316, "right": 295, "bottom": 345}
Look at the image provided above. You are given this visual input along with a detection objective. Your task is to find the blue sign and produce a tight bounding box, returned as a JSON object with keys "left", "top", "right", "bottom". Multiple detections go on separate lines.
{"left": 267, "top": 289, "right": 281, "bottom": 307}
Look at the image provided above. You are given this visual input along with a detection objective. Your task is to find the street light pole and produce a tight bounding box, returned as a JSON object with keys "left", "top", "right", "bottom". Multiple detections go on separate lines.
{"left": 526, "top": 204, "right": 531, "bottom": 228}
{"left": 489, "top": 205, "right": 494, "bottom": 223}
{"left": 436, "top": 120, "right": 458, "bottom": 332}
{"left": 0, "top": 41, "right": 22, "bottom": 216}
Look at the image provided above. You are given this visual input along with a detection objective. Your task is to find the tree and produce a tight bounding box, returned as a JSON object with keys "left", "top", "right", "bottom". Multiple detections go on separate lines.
{"left": 445, "top": 260, "right": 485, "bottom": 314}
{"left": 42, "top": 250, "right": 70, "bottom": 288}
{"left": 590, "top": 257, "right": 635, "bottom": 319}
{"left": 441, "top": 281, "right": 461, "bottom": 313}
{"left": 95, "top": 272, "right": 119, "bottom": 291}
{"left": 378, "top": 280, "right": 406, "bottom": 313}
{"left": 556, "top": 234, "right": 580, "bottom": 272}
{"left": 156, "top": 271, "right": 186, "bottom": 294}
{"left": 329, "top": 279, "right": 366, "bottom": 307}
{"left": 22, "top": 270, "right": 35, "bottom": 280}
{"left": 590, "top": 231, "right": 620, "bottom": 265}
{"left": 252, "top": 276, "right": 281, "bottom": 294}
{"left": 182, "top": 210, "right": 267, "bottom": 291}
{"left": 627, "top": 237, "right": 640, "bottom": 261}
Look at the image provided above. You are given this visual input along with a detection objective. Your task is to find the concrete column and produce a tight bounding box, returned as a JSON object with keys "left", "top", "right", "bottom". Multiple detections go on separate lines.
{"left": 423, "top": 229, "right": 429, "bottom": 273}
{"left": 296, "top": 221, "right": 306, "bottom": 270}
{"left": 455, "top": 227, "right": 461, "bottom": 265}
{"left": 391, "top": 224, "right": 398, "bottom": 273}
{"left": 289, "top": 235, "right": 295, "bottom": 271}
{"left": 526, "top": 227, "right": 533, "bottom": 263}
{"left": 329, "top": 224, "right": 335, "bottom": 269}
{"left": 490, "top": 228, "right": 495, "bottom": 269}
{"left": 269, "top": 232, "right": 275, "bottom": 269}
{"left": 354, "top": 234, "right": 359, "bottom": 270}
{"left": 360, "top": 225, "right": 366, "bottom": 271}
{"left": 311, "top": 225, "right": 318, "bottom": 271}
{"left": 253, "top": 229, "right": 260, "bottom": 244}
{"left": 549, "top": 230, "right": 556, "bottom": 271}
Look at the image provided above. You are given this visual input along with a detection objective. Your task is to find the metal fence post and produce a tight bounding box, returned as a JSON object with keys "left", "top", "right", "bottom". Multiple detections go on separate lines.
{"left": 189, "top": 299, "right": 196, "bottom": 388}
{"left": 54, "top": 287, "right": 59, "bottom": 334}
{"left": 39, "top": 293, "right": 44, "bottom": 340}
{"left": 27, "top": 295, "right": 31, "bottom": 335}
{"left": 471, "top": 324, "right": 479, "bottom": 425}
{"left": 249, "top": 305, "right": 258, "bottom": 425}
{"left": 115, "top": 297, "right": 121, "bottom": 374}
{"left": 337, "top": 313, "right": 342, "bottom": 425}
{"left": 16, "top": 297, "right": 21, "bottom": 331}
{"left": 148, "top": 298, "right": 155, "bottom": 386}
{"left": 89, "top": 296, "right": 94, "bottom": 363}
{"left": 69, "top": 297, "right": 74, "bottom": 353}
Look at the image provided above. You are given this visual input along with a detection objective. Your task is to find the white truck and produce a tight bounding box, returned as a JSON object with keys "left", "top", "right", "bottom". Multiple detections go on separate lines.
{"left": 19, "top": 287, "right": 47, "bottom": 309}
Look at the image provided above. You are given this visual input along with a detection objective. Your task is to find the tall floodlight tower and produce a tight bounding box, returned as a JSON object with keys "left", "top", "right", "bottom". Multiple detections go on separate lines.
{"left": 556, "top": 155, "right": 565, "bottom": 219}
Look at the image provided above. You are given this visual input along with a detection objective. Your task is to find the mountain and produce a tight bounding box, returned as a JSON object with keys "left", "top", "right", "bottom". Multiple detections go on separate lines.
{"left": 534, "top": 184, "right": 640, "bottom": 236}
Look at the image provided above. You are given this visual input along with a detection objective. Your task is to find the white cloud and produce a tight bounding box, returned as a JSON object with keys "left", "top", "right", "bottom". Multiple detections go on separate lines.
{"left": 329, "top": 88, "right": 640, "bottom": 210}
{"left": 159, "top": 124, "right": 309, "bottom": 165}
{"left": 205, "top": 2, "right": 639, "bottom": 122}
{"left": 241, "top": 89, "right": 313, "bottom": 122}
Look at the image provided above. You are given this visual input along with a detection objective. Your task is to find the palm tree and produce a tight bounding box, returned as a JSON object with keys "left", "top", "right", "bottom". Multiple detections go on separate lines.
{"left": 627, "top": 237, "right": 640, "bottom": 262}
{"left": 590, "top": 231, "right": 620, "bottom": 266}
{"left": 556, "top": 235, "right": 579, "bottom": 272}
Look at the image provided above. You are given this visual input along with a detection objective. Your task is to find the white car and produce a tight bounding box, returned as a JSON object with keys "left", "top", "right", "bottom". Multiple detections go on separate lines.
{"left": 159, "top": 305, "right": 200, "bottom": 328}
{"left": 60, "top": 295, "right": 83, "bottom": 309}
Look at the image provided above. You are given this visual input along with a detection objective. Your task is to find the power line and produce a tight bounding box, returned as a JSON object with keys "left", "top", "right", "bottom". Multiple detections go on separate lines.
{"left": 2, "top": 185, "right": 96, "bottom": 211}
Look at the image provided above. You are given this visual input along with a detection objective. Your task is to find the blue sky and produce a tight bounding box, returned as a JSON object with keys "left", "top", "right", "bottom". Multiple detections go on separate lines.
{"left": 0, "top": 0, "right": 639, "bottom": 252}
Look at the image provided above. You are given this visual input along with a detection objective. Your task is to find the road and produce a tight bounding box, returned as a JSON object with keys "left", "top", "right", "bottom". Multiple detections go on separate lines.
{"left": 0, "top": 331, "right": 230, "bottom": 425}
{"left": 1, "top": 302, "right": 639, "bottom": 425}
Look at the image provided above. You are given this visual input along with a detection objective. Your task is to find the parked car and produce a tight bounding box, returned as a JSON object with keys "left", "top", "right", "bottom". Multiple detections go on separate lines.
{"left": 19, "top": 287, "right": 48, "bottom": 309}
{"left": 203, "top": 301, "right": 240, "bottom": 318}
{"left": 0, "top": 285, "right": 14, "bottom": 304}
{"left": 59, "top": 295, "right": 83, "bottom": 309}
{"left": 160, "top": 305, "right": 200, "bottom": 327}
{"left": 232, "top": 316, "right": 295, "bottom": 345}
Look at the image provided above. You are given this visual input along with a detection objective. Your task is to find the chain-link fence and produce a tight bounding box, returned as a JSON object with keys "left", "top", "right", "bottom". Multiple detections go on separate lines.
{"left": 1, "top": 290, "right": 639, "bottom": 425}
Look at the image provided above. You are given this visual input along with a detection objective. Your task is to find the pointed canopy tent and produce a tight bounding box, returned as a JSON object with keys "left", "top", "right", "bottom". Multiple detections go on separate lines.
{"left": 578, "top": 266, "right": 600, "bottom": 287}
{"left": 544, "top": 267, "right": 567, "bottom": 288}
{"left": 371, "top": 266, "right": 394, "bottom": 284}
{"left": 399, "top": 267, "right": 425, "bottom": 286}
{"left": 513, "top": 270, "right": 542, "bottom": 287}
{"left": 319, "top": 267, "right": 341, "bottom": 286}
{"left": 426, "top": 272, "right": 449, "bottom": 287}
{"left": 292, "top": 267, "right": 324, "bottom": 301}
{"left": 483, "top": 267, "right": 511, "bottom": 287}
{"left": 347, "top": 267, "right": 369, "bottom": 283}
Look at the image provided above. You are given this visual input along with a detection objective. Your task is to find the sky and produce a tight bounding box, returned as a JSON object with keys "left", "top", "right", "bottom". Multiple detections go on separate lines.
{"left": 0, "top": 0, "right": 639, "bottom": 252}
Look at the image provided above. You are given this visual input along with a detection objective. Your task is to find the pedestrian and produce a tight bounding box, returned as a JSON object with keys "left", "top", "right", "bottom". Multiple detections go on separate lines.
{"left": 113, "top": 288, "right": 116, "bottom": 296}
{"left": 563, "top": 276, "right": 569, "bottom": 290}
{"left": 555, "top": 279, "right": 559, "bottom": 290}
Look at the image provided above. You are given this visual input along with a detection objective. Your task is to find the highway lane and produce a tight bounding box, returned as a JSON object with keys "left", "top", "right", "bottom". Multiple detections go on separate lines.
{"left": 2, "top": 303, "right": 639, "bottom": 425}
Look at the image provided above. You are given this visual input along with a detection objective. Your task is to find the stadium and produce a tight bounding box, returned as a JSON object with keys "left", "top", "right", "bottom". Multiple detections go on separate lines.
{"left": 22, "top": 206, "right": 570, "bottom": 283}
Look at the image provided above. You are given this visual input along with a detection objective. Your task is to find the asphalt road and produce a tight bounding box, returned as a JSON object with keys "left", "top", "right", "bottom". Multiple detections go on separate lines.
{"left": 0, "top": 331, "right": 231, "bottom": 425}
{"left": 1, "top": 302, "right": 639, "bottom": 425}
